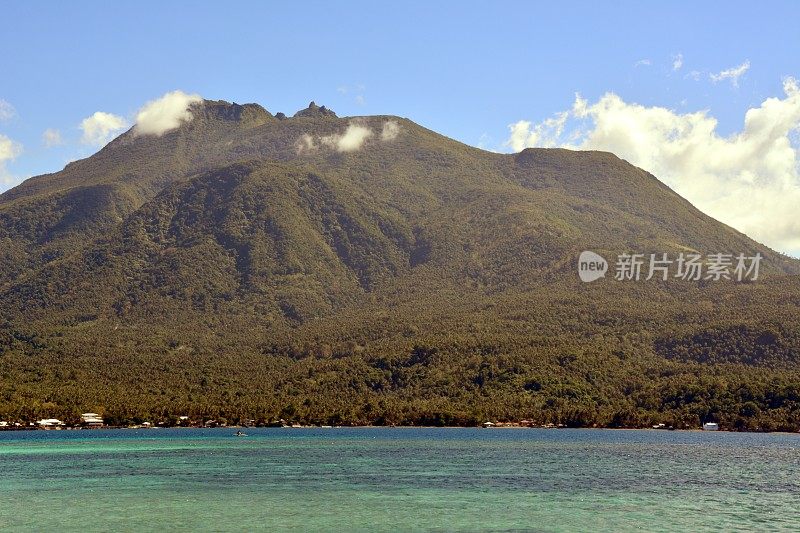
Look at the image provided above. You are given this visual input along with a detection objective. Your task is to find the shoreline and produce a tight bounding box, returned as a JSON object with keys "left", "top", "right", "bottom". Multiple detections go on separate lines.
{"left": 2, "top": 424, "right": 798, "bottom": 435}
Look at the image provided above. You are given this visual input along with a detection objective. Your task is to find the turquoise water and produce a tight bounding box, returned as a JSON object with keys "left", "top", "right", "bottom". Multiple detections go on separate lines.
{"left": 1, "top": 428, "right": 799, "bottom": 532}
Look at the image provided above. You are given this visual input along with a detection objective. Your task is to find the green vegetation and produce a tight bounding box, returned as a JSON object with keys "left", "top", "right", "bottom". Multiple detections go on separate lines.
{"left": 1, "top": 100, "right": 799, "bottom": 431}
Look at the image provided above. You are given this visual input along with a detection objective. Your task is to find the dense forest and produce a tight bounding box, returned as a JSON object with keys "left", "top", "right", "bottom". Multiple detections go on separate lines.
{"left": 1, "top": 100, "right": 799, "bottom": 431}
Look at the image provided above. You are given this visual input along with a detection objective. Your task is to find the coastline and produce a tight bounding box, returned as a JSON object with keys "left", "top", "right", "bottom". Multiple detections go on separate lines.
{"left": 2, "top": 424, "right": 797, "bottom": 434}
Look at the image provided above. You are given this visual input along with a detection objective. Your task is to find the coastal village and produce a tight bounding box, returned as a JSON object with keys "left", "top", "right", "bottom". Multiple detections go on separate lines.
{"left": 0, "top": 415, "right": 326, "bottom": 431}
{"left": 0, "top": 416, "right": 540, "bottom": 431}
{"left": 0, "top": 416, "right": 721, "bottom": 431}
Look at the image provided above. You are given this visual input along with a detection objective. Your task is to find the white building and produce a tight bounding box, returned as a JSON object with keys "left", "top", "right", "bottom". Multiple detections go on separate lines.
{"left": 81, "top": 413, "right": 104, "bottom": 426}
{"left": 37, "top": 418, "right": 64, "bottom": 428}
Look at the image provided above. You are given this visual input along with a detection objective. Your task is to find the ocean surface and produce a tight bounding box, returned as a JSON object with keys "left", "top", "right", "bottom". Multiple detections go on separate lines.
{"left": 0, "top": 427, "right": 798, "bottom": 532}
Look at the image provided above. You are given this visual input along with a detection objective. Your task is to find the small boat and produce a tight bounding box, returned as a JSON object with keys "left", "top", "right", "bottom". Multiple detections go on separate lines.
{"left": 702, "top": 422, "right": 719, "bottom": 431}
{"left": 234, "top": 430, "right": 248, "bottom": 437}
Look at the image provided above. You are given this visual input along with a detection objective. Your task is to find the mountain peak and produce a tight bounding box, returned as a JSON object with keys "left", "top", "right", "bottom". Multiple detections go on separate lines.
{"left": 293, "top": 101, "right": 337, "bottom": 118}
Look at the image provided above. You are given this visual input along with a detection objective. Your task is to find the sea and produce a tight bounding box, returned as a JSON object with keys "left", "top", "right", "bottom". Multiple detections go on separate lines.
{"left": 1, "top": 427, "right": 798, "bottom": 532}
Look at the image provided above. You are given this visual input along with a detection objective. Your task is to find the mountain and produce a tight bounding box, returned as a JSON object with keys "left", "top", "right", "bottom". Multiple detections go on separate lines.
{"left": 1, "top": 100, "right": 799, "bottom": 430}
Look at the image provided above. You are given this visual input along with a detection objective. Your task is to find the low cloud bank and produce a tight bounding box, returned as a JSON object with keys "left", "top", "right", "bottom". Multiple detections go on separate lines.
{"left": 506, "top": 78, "right": 800, "bottom": 255}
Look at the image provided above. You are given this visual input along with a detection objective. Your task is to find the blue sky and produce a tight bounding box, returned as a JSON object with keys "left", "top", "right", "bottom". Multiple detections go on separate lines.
{"left": 1, "top": 1, "right": 799, "bottom": 254}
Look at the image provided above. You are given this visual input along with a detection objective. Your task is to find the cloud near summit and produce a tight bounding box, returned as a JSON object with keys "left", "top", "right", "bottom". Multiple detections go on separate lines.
{"left": 298, "top": 120, "right": 400, "bottom": 153}
{"left": 134, "top": 90, "right": 203, "bottom": 136}
{"left": 321, "top": 123, "right": 373, "bottom": 152}
{"left": 80, "top": 111, "right": 129, "bottom": 146}
{"left": 506, "top": 77, "right": 800, "bottom": 255}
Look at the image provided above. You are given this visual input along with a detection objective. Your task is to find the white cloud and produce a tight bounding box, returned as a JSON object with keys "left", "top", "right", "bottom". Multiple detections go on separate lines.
{"left": 42, "top": 128, "right": 63, "bottom": 147}
{"left": 672, "top": 53, "right": 683, "bottom": 71}
{"left": 295, "top": 133, "right": 316, "bottom": 154}
{"left": 321, "top": 123, "right": 373, "bottom": 152}
{"left": 710, "top": 61, "right": 750, "bottom": 87}
{"left": 380, "top": 120, "right": 400, "bottom": 141}
{"left": 505, "top": 77, "right": 800, "bottom": 255}
{"left": 299, "top": 120, "right": 399, "bottom": 154}
{"left": 134, "top": 90, "right": 202, "bottom": 136}
{"left": 634, "top": 59, "right": 652, "bottom": 68}
{"left": 337, "top": 84, "right": 367, "bottom": 106}
{"left": 0, "top": 134, "right": 22, "bottom": 187}
{"left": 80, "top": 111, "right": 129, "bottom": 146}
{"left": 0, "top": 135, "right": 21, "bottom": 161}
{"left": 0, "top": 99, "right": 15, "bottom": 121}
{"left": 507, "top": 109, "right": 572, "bottom": 151}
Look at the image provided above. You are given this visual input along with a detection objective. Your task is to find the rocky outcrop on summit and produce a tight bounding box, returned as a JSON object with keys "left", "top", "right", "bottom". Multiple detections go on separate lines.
{"left": 293, "top": 101, "right": 337, "bottom": 118}
{"left": 194, "top": 100, "right": 273, "bottom": 124}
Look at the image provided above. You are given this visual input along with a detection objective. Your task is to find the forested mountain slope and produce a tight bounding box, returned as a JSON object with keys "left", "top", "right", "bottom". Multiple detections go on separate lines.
{"left": 1, "top": 100, "right": 798, "bottom": 431}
